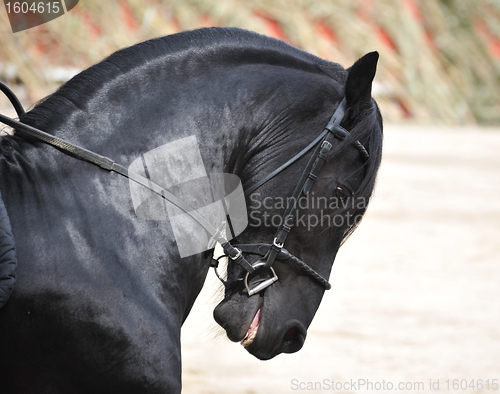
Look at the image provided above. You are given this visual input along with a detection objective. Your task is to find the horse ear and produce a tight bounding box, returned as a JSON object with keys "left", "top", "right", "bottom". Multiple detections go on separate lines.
{"left": 345, "top": 51, "right": 379, "bottom": 110}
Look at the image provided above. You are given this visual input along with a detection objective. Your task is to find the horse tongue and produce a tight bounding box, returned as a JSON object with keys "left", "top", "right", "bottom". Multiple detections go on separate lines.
{"left": 241, "top": 309, "right": 261, "bottom": 347}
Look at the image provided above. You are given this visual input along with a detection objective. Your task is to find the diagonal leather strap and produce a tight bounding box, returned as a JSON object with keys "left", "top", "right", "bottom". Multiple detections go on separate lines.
{"left": 0, "top": 112, "right": 255, "bottom": 272}
{"left": 244, "top": 129, "right": 329, "bottom": 197}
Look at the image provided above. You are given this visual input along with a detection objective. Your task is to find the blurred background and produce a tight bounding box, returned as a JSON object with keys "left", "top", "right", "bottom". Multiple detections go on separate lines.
{"left": 1, "top": 0, "right": 500, "bottom": 124}
{"left": 2, "top": 1, "right": 500, "bottom": 393}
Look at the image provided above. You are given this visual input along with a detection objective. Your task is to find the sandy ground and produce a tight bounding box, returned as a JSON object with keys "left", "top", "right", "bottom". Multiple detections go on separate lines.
{"left": 181, "top": 124, "right": 500, "bottom": 394}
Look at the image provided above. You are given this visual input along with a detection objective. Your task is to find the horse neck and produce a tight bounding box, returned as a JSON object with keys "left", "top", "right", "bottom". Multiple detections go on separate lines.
{"left": 0, "top": 69, "right": 266, "bottom": 324}
{"left": 0, "top": 131, "right": 214, "bottom": 323}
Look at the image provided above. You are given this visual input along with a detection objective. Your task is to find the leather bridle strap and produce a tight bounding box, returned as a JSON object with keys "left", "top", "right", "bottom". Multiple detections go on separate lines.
{"left": 264, "top": 98, "right": 349, "bottom": 269}
{"left": 243, "top": 129, "right": 329, "bottom": 197}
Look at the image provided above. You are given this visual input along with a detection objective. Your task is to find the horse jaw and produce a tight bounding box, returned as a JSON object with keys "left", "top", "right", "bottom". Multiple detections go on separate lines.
{"left": 213, "top": 270, "right": 324, "bottom": 360}
{"left": 213, "top": 291, "right": 262, "bottom": 343}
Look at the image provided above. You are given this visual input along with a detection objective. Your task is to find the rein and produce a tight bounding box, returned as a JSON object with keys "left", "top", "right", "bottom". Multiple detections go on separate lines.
{"left": 0, "top": 81, "right": 368, "bottom": 297}
{"left": 0, "top": 82, "right": 250, "bottom": 271}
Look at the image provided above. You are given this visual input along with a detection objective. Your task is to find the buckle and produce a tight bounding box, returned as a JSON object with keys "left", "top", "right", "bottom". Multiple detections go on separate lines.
{"left": 320, "top": 140, "right": 332, "bottom": 150}
{"left": 273, "top": 237, "right": 284, "bottom": 249}
{"left": 244, "top": 262, "right": 279, "bottom": 296}
{"left": 229, "top": 247, "right": 242, "bottom": 261}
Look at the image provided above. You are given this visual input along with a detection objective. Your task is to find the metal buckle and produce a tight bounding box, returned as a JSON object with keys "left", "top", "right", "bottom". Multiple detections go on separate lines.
{"left": 273, "top": 237, "right": 284, "bottom": 249}
{"left": 320, "top": 140, "right": 332, "bottom": 150}
{"left": 229, "top": 247, "right": 242, "bottom": 261}
{"left": 244, "top": 262, "right": 279, "bottom": 296}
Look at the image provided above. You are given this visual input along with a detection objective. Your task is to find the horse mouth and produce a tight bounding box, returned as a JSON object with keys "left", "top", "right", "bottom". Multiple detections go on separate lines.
{"left": 240, "top": 308, "right": 261, "bottom": 347}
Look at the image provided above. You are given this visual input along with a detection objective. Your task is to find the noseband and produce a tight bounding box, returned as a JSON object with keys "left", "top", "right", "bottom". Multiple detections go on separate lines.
{"left": 0, "top": 81, "right": 368, "bottom": 297}
{"left": 212, "top": 97, "right": 370, "bottom": 296}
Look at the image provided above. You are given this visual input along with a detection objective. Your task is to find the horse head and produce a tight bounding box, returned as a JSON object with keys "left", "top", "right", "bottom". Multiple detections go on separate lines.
{"left": 214, "top": 51, "right": 383, "bottom": 360}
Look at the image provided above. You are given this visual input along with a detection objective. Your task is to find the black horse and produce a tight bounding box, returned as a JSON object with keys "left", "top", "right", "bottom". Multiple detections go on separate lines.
{"left": 0, "top": 28, "right": 382, "bottom": 392}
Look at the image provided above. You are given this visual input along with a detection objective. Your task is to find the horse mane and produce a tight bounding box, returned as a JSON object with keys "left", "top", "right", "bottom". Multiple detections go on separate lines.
{"left": 18, "top": 27, "right": 346, "bottom": 133}
{"left": 339, "top": 99, "right": 383, "bottom": 242}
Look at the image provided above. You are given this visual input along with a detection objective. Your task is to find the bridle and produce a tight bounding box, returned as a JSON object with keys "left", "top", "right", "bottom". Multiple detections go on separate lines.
{"left": 0, "top": 81, "right": 369, "bottom": 297}
{"left": 212, "top": 97, "right": 370, "bottom": 296}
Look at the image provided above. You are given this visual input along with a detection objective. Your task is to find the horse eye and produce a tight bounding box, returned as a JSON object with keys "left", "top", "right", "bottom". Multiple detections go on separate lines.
{"left": 335, "top": 186, "right": 351, "bottom": 202}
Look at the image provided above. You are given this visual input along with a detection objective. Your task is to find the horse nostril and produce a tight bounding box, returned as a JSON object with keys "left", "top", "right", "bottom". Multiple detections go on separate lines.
{"left": 280, "top": 323, "right": 306, "bottom": 354}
